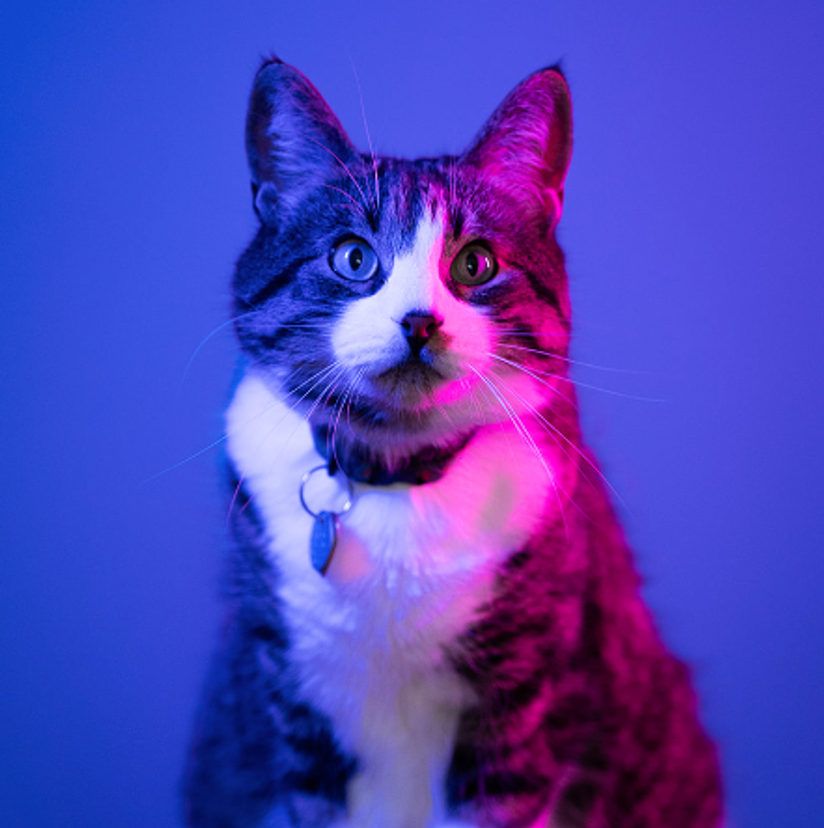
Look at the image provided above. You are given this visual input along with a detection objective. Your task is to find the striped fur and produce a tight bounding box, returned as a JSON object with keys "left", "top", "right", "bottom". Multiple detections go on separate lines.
{"left": 185, "top": 58, "right": 723, "bottom": 828}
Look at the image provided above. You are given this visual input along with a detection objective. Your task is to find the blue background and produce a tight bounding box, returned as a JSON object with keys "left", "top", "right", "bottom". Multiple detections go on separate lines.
{"left": 2, "top": 2, "right": 822, "bottom": 826}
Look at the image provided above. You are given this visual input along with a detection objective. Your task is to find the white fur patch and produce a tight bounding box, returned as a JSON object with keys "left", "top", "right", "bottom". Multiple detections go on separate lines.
{"left": 225, "top": 213, "right": 570, "bottom": 828}
{"left": 332, "top": 213, "right": 492, "bottom": 401}
{"left": 227, "top": 371, "right": 565, "bottom": 828}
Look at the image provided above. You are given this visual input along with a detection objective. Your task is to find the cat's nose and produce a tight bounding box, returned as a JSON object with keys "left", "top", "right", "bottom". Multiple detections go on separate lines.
{"left": 400, "top": 311, "right": 442, "bottom": 343}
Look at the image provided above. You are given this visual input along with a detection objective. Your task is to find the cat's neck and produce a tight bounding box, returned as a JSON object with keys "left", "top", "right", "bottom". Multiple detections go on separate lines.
{"left": 225, "top": 368, "right": 580, "bottom": 587}
{"left": 309, "top": 421, "right": 477, "bottom": 486}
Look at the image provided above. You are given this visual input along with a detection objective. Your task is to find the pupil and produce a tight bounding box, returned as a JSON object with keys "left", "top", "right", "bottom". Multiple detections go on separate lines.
{"left": 350, "top": 247, "right": 363, "bottom": 271}
{"left": 466, "top": 252, "right": 479, "bottom": 277}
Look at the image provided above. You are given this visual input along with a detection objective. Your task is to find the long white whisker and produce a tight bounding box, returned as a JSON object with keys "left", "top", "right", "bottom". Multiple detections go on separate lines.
{"left": 180, "top": 311, "right": 261, "bottom": 385}
{"left": 494, "top": 329, "right": 567, "bottom": 339}
{"left": 492, "top": 351, "right": 664, "bottom": 404}
{"left": 488, "top": 361, "right": 627, "bottom": 512}
{"left": 226, "top": 362, "right": 347, "bottom": 522}
{"left": 323, "top": 183, "right": 367, "bottom": 218}
{"left": 345, "top": 368, "right": 364, "bottom": 429}
{"left": 144, "top": 433, "right": 231, "bottom": 483}
{"left": 283, "top": 361, "right": 343, "bottom": 399}
{"left": 469, "top": 373, "right": 522, "bottom": 465}
{"left": 304, "top": 134, "right": 371, "bottom": 216}
{"left": 461, "top": 376, "right": 489, "bottom": 427}
{"left": 555, "top": 374, "right": 666, "bottom": 403}
{"left": 144, "top": 396, "right": 283, "bottom": 484}
{"left": 489, "top": 353, "right": 576, "bottom": 408}
{"left": 499, "top": 341, "right": 645, "bottom": 375}
{"left": 469, "top": 369, "right": 547, "bottom": 477}
{"left": 468, "top": 365, "right": 569, "bottom": 540}
{"left": 348, "top": 57, "right": 380, "bottom": 215}
{"left": 149, "top": 360, "right": 347, "bottom": 485}
{"left": 329, "top": 370, "right": 360, "bottom": 464}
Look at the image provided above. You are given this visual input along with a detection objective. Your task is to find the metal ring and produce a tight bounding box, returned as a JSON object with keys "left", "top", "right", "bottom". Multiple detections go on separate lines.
{"left": 298, "top": 465, "right": 355, "bottom": 519}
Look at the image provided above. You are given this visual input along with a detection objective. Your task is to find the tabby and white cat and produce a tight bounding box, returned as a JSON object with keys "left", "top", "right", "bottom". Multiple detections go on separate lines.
{"left": 185, "top": 58, "right": 723, "bottom": 828}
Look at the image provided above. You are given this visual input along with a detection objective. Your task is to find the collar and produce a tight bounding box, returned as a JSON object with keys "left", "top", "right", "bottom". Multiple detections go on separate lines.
{"left": 311, "top": 423, "right": 475, "bottom": 486}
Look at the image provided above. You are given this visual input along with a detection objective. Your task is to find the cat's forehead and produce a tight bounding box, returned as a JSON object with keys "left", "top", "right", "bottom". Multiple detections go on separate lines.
{"left": 373, "top": 155, "right": 529, "bottom": 256}
{"left": 373, "top": 160, "right": 447, "bottom": 253}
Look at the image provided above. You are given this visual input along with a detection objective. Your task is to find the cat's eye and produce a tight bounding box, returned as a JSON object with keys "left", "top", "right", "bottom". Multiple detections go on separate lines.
{"left": 329, "top": 238, "right": 379, "bottom": 282}
{"left": 450, "top": 243, "right": 498, "bottom": 286}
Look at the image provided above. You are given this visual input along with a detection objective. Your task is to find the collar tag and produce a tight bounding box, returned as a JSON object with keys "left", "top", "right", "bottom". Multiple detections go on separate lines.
{"left": 299, "top": 464, "right": 354, "bottom": 576}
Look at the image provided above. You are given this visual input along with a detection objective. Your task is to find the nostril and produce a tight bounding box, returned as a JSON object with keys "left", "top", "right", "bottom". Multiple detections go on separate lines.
{"left": 400, "top": 311, "right": 442, "bottom": 341}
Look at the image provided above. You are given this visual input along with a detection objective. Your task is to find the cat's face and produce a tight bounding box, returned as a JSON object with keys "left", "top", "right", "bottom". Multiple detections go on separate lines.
{"left": 234, "top": 60, "right": 573, "bottom": 457}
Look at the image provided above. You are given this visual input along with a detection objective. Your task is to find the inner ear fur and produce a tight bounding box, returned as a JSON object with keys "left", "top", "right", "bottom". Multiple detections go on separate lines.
{"left": 463, "top": 67, "right": 572, "bottom": 226}
{"left": 246, "top": 58, "right": 359, "bottom": 222}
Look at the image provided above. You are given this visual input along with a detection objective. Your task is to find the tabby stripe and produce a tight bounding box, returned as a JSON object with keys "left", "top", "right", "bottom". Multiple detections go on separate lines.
{"left": 457, "top": 770, "right": 548, "bottom": 799}
{"left": 524, "top": 268, "right": 563, "bottom": 316}
{"left": 245, "top": 255, "right": 315, "bottom": 307}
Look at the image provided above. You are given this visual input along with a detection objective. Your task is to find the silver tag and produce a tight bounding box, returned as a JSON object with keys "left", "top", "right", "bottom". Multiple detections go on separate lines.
{"left": 310, "top": 510, "right": 339, "bottom": 574}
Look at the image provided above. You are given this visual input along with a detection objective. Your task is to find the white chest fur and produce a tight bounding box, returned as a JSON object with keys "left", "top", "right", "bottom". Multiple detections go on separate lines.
{"left": 226, "top": 372, "right": 557, "bottom": 828}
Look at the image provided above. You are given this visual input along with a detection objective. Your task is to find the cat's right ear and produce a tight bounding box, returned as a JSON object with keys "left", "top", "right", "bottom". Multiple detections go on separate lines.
{"left": 464, "top": 66, "right": 572, "bottom": 230}
{"left": 246, "top": 58, "right": 358, "bottom": 225}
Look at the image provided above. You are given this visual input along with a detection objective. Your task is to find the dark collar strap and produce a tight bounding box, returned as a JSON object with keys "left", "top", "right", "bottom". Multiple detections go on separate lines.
{"left": 311, "top": 424, "right": 475, "bottom": 486}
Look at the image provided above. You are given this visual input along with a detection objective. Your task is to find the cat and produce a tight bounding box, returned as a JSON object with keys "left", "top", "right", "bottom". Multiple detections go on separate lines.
{"left": 184, "top": 57, "right": 723, "bottom": 828}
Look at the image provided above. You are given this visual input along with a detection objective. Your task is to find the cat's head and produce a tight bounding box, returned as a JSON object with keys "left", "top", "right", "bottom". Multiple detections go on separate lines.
{"left": 234, "top": 58, "right": 573, "bottom": 462}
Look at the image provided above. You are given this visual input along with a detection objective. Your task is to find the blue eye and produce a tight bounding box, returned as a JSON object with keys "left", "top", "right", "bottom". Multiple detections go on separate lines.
{"left": 329, "top": 239, "right": 379, "bottom": 281}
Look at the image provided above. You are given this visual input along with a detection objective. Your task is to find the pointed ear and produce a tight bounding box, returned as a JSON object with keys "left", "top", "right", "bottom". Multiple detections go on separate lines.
{"left": 464, "top": 67, "right": 572, "bottom": 228}
{"left": 246, "top": 58, "right": 358, "bottom": 223}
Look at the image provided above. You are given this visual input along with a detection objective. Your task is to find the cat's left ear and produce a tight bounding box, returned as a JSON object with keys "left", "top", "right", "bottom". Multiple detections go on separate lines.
{"left": 464, "top": 66, "right": 572, "bottom": 229}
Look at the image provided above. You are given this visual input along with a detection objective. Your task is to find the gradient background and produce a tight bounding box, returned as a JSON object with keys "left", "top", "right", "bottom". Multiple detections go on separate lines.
{"left": 2, "top": 2, "right": 823, "bottom": 826}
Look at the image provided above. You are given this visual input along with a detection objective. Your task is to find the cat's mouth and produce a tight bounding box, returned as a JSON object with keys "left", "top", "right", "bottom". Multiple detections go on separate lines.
{"left": 370, "top": 359, "right": 446, "bottom": 406}
{"left": 308, "top": 376, "right": 466, "bottom": 455}
{"left": 299, "top": 355, "right": 471, "bottom": 450}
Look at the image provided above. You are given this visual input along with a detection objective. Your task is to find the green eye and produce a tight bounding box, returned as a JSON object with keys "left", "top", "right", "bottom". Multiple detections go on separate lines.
{"left": 451, "top": 243, "right": 498, "bottom": 286}
{"left": 330, "top": 238, "right": 379, "bottom": 281}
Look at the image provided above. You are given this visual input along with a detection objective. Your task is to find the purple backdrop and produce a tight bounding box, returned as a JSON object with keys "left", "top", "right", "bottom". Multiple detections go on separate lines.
{"left": 2, "top": 1, "right": 823, "bottom": 826}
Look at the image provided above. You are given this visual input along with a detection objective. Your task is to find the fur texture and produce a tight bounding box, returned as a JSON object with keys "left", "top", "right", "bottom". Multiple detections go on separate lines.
{"left": 185, "top": 58, "right": 723, "bottom": 828}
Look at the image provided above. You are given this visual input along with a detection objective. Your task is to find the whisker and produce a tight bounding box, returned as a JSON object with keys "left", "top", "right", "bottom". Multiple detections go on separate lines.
{"left": 492, "top": 352, "right": 664, "bottom": 404}
{"left": 555, "top": 375, "right": 666, "bottom": 403}
{"left": 348, "top": 56, "right": 380, "bottom": 215}
{"left": 329, "top": 370, "right": 362, "bottom": 469}
{"left": 498, "top": 341, "right": 647, "bottom": 375}
{"left": 148, "top": 373, "right": 316, "bottom": 485}
{"left": 494, "top": 329, "right": 567, "bottom": 339}
{"left": 323, "top": 184, "right": 367, "bottom": 218}
{"left": 469, "top": 376, "right": 522, "bottom": 464}
{"left": 292, "top": 365, "right": 348, "bottom": 440}
{"left": 489, "top": 352, "right": 576, "bottom": 409}
{"left": 229, "top": 362, "right": 348, "bottom": 523}
{"left": 144, "top": 433, "right": 231, "bottom": 484}
{"left": 149, "top": 359, "right": 345, "bottom": 486}
{"left": 347, "top": 368, "right": 366, "bottom": 430}
{"left": 468, "top": 365, "right": 570, "bottom": 540}
{"left": 488, "top": 362, "right": 627, "bottom": 512}
{"left": 461, "top": 377, "right": 489, "bottom": 428}
{"left": 304, "top": 134, "right": 371, "bottom": 217}
{"left": 281, "top": 361, "right": 342, "bottom": 400}
{"left": 180, "top": 310, "right": 261, "bottom": 385}
{"left": 470, "top": 369, "right": 547, "bottom": 477}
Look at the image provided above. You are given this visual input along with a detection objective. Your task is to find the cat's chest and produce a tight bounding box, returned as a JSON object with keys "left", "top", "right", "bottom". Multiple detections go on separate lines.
{"left": 225, "top": 371, "right": 555, "bottom": 747}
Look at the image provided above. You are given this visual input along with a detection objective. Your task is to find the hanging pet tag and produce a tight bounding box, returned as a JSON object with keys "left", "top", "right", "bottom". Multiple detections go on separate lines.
{"left": 310, "top": 511, "right": 339, "bottom": 574}
{"left": 299, "top": 465, "right": 354, "bottom": 576}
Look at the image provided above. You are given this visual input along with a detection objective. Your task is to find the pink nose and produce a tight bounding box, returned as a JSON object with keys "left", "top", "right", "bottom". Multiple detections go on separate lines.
{"left": 400, "top": 311, "right": 442, "bottom": 341}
